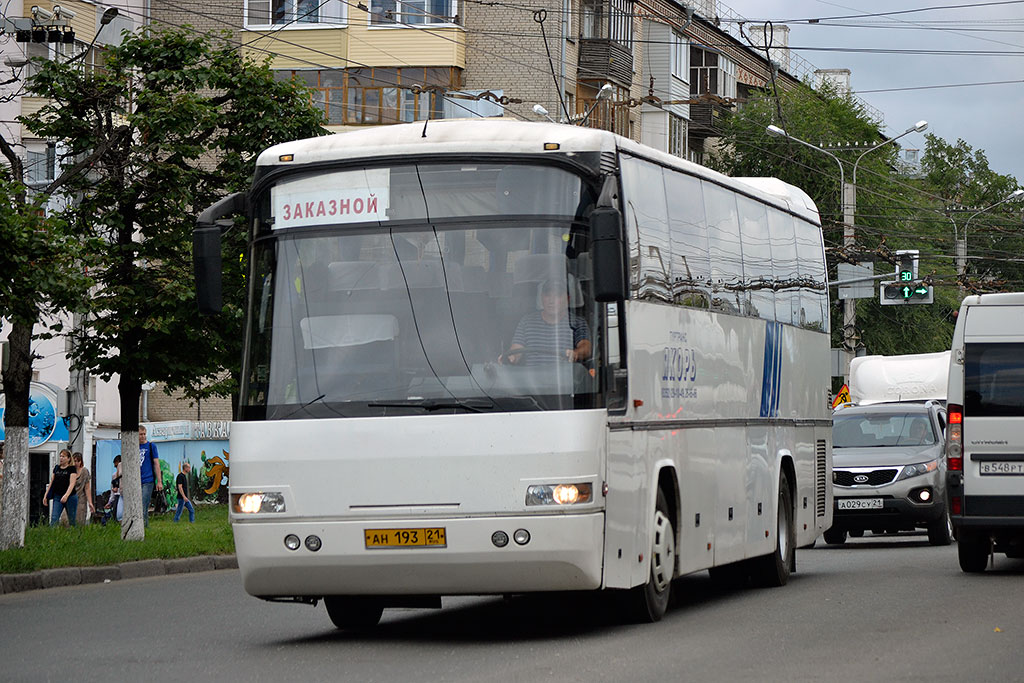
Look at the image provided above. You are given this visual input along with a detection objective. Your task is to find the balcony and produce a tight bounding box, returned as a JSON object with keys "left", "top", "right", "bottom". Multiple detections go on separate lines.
{"left": 578, "top": 38, "right": 633, "bottom": 87}
{"left": 688, "top": 99, "right": 732, "bottom": 139}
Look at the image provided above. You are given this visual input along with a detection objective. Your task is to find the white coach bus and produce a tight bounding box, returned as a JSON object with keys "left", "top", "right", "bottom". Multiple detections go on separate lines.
{"left": 194, "top": 120, "right": 832, "bottom": 628}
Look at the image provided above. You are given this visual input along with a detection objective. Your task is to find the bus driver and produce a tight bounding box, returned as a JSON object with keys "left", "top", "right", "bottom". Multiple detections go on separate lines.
{"left": 503, "top": 279, "right": 591, "bottom": 366}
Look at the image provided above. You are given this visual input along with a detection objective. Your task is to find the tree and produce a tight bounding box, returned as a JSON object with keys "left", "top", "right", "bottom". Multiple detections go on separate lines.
{"left": 0, "top": 171, "right": 94, "bottom": 549}
{"left": 21, "top": 26, "right": 326, "bottom": 540}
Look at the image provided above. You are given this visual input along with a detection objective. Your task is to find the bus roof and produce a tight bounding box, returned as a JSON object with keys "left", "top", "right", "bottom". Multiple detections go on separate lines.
{"left": 257, "top": 119, "right": 821, "bottom": 224}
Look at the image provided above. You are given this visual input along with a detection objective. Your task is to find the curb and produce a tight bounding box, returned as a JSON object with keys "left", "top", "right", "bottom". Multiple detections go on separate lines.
{"left": 0, "top": 554, "right": 238, "bottom": 596}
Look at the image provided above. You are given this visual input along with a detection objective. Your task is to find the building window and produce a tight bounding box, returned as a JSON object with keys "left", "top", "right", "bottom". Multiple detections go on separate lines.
{"left": 25, "top": 144, "right": 56, "bottom": 185}
{"left": 670, "top": 31, "right": 687, "bottom": 80}
{"left": 369, "top": 0, "right": 457, "bottom": 25}
{"left": 577, "top": 81, "right": 629, "bottom": 136}
{"left": 246, "top": 0, "right": 345, "bottom": 27}
{"left": 668, "top": 114, "right": 684, "bottom": 157}
{"left": 581, "top": 0, "right": 633, "bottom": 46}
{"left": 274, "top": 67, "right": 460, "bottom": 125}
{"left": 690, "top": 46, "right": 736, "bottom": 99}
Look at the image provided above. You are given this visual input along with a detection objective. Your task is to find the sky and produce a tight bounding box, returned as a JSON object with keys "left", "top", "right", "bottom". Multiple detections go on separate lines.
{"left": 721, "top": 0, "right": 1024, "bottom": 183}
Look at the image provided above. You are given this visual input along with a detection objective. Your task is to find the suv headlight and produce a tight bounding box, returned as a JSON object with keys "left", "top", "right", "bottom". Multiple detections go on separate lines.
{"left": 898, "top": 459, "right": 939, "bottom": 481}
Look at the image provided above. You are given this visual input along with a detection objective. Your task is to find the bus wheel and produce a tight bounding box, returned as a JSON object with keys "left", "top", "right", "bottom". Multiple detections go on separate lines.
{"left": 623, "top": 489, "right": 674, "bottom": 622}
{"left": 751, "top": 470, "right": 794, "bottom": 588}
{"left": 958, "top": 531, "right": 990, "bottom": 573}
{"left": 324, "top": 596, "right": 384, "bottom": 630}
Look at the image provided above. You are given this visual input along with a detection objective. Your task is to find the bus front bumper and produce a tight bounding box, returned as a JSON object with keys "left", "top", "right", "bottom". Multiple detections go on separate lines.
{"left": 232, "top": 512, "right": 605, "bottom": 598}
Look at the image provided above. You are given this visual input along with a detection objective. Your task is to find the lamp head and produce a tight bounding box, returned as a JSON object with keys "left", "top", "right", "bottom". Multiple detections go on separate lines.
{"left": 1009, "top": 189, "right": 1024, "bottom": 200}
{"left": 766, "top": 125, "right": 786, "bottom": 138}
{"left": 100, "top": 7, "right": 119, "bottom": 25}
{"left": 909, "top": 120, "right": 928, "bottom": 133}
{"left": 532, "top": 104, "right": 549, "bottom": 117}
{"left": 596, "top": 83, "right": 613, "bottom": 100}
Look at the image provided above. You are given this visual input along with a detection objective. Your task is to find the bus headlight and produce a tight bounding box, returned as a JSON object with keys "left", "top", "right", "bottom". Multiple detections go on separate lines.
{"left": 525, "top": 483, "right": 593, "bottom": 506}
{"left": 232, "top": 492, "right": 286, "bottom": 514}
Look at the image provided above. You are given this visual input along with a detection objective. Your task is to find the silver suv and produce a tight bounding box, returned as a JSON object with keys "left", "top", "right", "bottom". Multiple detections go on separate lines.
{"left": 826, "top": 400, "right": 952, "bottom": 546}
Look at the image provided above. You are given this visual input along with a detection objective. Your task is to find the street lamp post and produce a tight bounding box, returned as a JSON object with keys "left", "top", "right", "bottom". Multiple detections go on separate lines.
{"left": 766, "top": 125, "right": 855, "bottom": 378}
{"left": 958, "top": 189, "right": 1024, "bottom": 284}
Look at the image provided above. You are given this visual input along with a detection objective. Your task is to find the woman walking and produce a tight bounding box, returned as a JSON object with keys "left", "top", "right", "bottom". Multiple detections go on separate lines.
{"left": 42, "top": 449, "right": 78, "bottom": 527}
{"left": 73, "top": 452, "right": 94, "bottom": 525}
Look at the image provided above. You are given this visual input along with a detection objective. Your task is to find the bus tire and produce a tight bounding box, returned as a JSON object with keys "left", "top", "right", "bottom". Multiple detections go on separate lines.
{"left": 324, "top": 596, "right": 384, "bottom": 630}
{"left": 751, "top": 470, "right": 794, "bottom": 588}
{"left": 958, "top": 531, "right": 990, "bottom": 573}
{"left": 622, "top": 489, "right": 674, "bottom": 623}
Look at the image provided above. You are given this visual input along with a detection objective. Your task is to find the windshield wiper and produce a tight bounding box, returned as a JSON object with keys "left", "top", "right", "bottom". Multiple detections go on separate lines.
{"left": 367, "top": 398, "right": 496, "bottom": 413}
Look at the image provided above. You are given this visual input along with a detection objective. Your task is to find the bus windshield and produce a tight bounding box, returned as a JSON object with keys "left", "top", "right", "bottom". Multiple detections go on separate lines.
{"left": 240, "top": 163, "right": 603, "bottom": 419}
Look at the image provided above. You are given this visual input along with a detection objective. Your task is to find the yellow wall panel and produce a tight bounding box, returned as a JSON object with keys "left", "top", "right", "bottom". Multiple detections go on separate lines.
{"left": 348, "top": 24, "right": 465, "bottom": 67}
{"left": 242, "top": 28, "right": 350, "bottom": 69}
{"left": 20, "top": 97, "right": 50, "bottom": 139}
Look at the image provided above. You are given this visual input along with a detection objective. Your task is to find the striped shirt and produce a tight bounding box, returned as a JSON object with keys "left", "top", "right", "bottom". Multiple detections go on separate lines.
{"left": 511, "top": 312, "right": 590, "bottom": 365}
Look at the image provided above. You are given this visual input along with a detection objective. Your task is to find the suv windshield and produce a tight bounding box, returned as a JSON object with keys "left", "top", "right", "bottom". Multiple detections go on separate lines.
{"left": 240, "top": 162, "right": 604, "bottom": 419}
{"left": 833, "top": 412, "right": 936, "bottom": 448}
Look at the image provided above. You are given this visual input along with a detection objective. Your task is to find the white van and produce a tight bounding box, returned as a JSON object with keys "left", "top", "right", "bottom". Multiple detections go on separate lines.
{"left": 946, "top": 292, "right": 1024, "bottom": 572}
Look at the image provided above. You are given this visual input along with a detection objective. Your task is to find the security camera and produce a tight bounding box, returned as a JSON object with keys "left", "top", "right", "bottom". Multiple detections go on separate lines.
{"left": 53, "top": 5, "right": 77, "bottom": 20}
{"left": 31, "top": 5, "right": 54, "bottom": 21}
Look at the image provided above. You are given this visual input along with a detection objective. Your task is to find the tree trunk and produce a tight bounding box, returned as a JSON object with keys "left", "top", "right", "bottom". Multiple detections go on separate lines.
{"left": 0, "top": 322, "right": 35, "bottom": 549}
{"left": 118, "top": 376, "right": 144, "bottom": 541}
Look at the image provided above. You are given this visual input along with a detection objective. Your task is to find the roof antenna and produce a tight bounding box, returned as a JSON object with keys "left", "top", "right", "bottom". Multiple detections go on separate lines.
{"left": 422, "top": 116, "right": 429, "bottom": 138}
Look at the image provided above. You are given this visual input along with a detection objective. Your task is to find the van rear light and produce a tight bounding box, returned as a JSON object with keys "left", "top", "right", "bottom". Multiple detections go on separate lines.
{"left": 947, "top": 403, "right": 963, "bottom": 470}
{"left": 951, "top": 496, "right": 962, "bottom": 515}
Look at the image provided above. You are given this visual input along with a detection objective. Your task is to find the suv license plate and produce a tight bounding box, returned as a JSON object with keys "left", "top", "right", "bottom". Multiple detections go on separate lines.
{"left": 364, "top": 527, "right": 447, "bottom": 549}
{"left": 979, "top": 461, "right": 1024, "bottom": 475}
{"left": 837, "top": 498, "right": 883, "bottom": 510}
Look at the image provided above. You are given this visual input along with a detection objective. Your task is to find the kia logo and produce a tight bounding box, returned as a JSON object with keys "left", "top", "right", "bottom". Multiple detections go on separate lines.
{"left": 853, "top": 474, "right": 870, "bottom": 484}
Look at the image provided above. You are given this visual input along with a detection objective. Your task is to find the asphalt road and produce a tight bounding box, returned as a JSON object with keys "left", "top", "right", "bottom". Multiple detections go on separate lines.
{"left": 2, "top": 534, "right": 1022, "bottom": 682}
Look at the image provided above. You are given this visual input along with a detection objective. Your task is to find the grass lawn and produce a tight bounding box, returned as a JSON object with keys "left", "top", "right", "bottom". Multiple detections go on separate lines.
{"left": 0, "top": 504, "right": 234, "bottom": 574}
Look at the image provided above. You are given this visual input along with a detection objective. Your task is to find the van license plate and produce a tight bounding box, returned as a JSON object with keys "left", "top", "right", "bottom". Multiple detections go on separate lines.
{"left": 837, "top": 498, "right": 883, "bottom": 510}
{"left": 979, "top": 462, "right": 1024, "bottom": 475}
{"left": 364, "top": 527, "right": 447, "bottom": 549}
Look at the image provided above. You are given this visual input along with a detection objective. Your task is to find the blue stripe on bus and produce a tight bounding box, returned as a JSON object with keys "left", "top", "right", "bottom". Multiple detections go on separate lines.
{"left": 760, "top": 321, "right": 783, "bottom": 418}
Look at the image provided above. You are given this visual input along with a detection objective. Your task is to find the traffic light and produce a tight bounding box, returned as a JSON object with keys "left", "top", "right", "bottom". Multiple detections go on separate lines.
{"left": 880, "top": 280, "right": 933, "bottom": 305}
{"left": 894, "top": 249, "right": 919, "bottom": 283}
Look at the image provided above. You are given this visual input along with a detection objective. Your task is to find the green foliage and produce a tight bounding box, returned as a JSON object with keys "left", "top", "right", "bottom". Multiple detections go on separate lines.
{"left": 19, "top": 27, "right": 327, "bottom": 409}
{"left": 0, "top": 504, "right": 232, "bottom": 573}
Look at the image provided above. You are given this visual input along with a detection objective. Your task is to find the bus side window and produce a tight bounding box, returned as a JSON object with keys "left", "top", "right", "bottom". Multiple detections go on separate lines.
{"left": 703, "top": 183, "right": 743, "bottom": 315}
{"left": 795, "top": 219, "right": 827, "bottom": 331}
{"left": 768, "top": 210, "right": 798, "bottom": 326}
{"left": 664, "top": 171, "right": 711, "bottom": 309}
{"left": 737, "top": 196, "right": 773, "bottom": 321}
{"left": 620, "top": 156, "right": 671, "bottom": 303}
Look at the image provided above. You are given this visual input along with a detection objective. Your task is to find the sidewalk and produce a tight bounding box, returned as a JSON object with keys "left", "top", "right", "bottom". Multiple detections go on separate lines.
{"left": 0, "top": 554, "right": 238, "bottom": 595}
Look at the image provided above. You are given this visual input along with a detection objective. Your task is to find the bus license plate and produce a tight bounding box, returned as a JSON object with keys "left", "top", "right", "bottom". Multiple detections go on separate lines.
{"left": 837, "top": 498, "right": 883, "bottom": 510}
{"left": 979, "top": 462, "right": 1024, "bottom": 475}
{"left": 364, "top": 527, "right": 447, "bottom": 549}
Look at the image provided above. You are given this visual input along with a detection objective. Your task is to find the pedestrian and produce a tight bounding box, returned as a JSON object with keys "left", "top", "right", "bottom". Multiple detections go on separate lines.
{"left": 138, "top": 425, "right": 163, "bottom": 527}
{"left": 173, "top": 463, "right": 195, "bottom": 523}
{"left": 73, "top": 452, "right": 95, "bottom": 525}
{"left": 42, "top": 449, "right": 78, "bottom": 527}
{"left": 102, "top": 455, "right": 123, "bottom": 525}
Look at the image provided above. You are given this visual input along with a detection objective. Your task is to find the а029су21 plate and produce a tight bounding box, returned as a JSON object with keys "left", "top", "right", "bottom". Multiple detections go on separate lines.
{"left": 364, "top": 527, "right": 447, "bottom": 549}
{"left": 836, "top": 498, "right": 883, "bottom": 510}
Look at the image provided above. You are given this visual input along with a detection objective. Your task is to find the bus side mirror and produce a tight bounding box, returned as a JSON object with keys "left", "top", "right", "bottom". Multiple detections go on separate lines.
{"left": 591, "top": 207, "right": 625, "bottom": 302}
{"left": 194, "top": 226, "right": 223, "bottom": 315}
{"left": 193, "top": 192, "right": 247, "bottom": 315}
